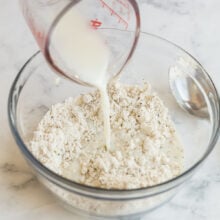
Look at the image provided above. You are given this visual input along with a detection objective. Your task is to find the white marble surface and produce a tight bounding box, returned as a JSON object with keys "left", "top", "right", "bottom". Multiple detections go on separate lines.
{"left": 1, "top": 0, "right": 220, "bottom": 219}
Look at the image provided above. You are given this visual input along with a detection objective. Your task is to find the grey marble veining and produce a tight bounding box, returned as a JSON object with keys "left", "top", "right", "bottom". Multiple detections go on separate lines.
{"left": 0, "top": 162, "right": 35, "bottom": 190}
{"left": 140, "top": 0, "right": 191, "bottom": 15}
{"left": 1, "top": 0, "right": 220, "bottom": 219}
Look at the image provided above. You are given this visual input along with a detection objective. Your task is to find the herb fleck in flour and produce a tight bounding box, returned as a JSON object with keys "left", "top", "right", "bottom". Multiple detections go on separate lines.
{"left": 30, "top": 82, "right": 184, "bottom": 189}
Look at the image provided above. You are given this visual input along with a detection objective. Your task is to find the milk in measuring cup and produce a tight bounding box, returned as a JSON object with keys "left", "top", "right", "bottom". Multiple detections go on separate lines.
{"left": 51, "top": 8, "right": 111, "bottom": 150}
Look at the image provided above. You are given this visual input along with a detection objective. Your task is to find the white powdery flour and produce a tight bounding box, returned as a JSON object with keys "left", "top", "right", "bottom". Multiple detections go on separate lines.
{"left": 30, "top": 82, "right": 184, "bottom": 189}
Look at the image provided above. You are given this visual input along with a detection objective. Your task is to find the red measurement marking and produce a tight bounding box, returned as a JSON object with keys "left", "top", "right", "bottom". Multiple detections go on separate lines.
{"left": 90, "top": 19, "right": 102, "bottom": 29}
{"left": 99, "top": 0, "right": 128, "bottom": 29}
{"left": 116, "top": 0, "right": 131, "bottom": 20}
{"left": 116, "top": 0, "right": 129, "bottom": 9}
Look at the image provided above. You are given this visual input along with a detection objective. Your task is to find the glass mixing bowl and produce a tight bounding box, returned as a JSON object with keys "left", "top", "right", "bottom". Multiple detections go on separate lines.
{"left": 8, "top": 32, "right": 220, "bottom": 220}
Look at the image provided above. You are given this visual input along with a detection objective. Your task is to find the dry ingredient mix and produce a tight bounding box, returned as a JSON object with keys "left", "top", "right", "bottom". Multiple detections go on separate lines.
{"left": 30, "top": 81, "right": 184, "bottom": 189}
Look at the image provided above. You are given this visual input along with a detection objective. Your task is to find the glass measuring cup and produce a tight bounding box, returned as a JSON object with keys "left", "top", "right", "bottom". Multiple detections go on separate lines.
{"left": 19, "top": 0, "right": 140, "bottom": 86}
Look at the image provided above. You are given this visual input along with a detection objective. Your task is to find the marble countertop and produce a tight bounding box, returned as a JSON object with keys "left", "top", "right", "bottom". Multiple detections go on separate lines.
{"left": 1, "top": 0, "right": 220, "bottom": 219}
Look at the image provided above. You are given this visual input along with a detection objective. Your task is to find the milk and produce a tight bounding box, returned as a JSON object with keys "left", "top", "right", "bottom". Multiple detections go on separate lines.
{"left": 51, "top": 8, "right": 111, "bottom": 150}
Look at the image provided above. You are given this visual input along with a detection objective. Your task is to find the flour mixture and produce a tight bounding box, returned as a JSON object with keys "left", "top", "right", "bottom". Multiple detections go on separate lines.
{"left": 30, "top": 81, "right": 184, "bottom": 189}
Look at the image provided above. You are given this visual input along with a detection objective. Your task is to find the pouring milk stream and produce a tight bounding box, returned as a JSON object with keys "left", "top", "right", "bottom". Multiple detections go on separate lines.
{"left": 20, "top": 0, "right": 140, "bottom": 151}
{"left": 51, "top": 8, "right": 112, "bottom": 150}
